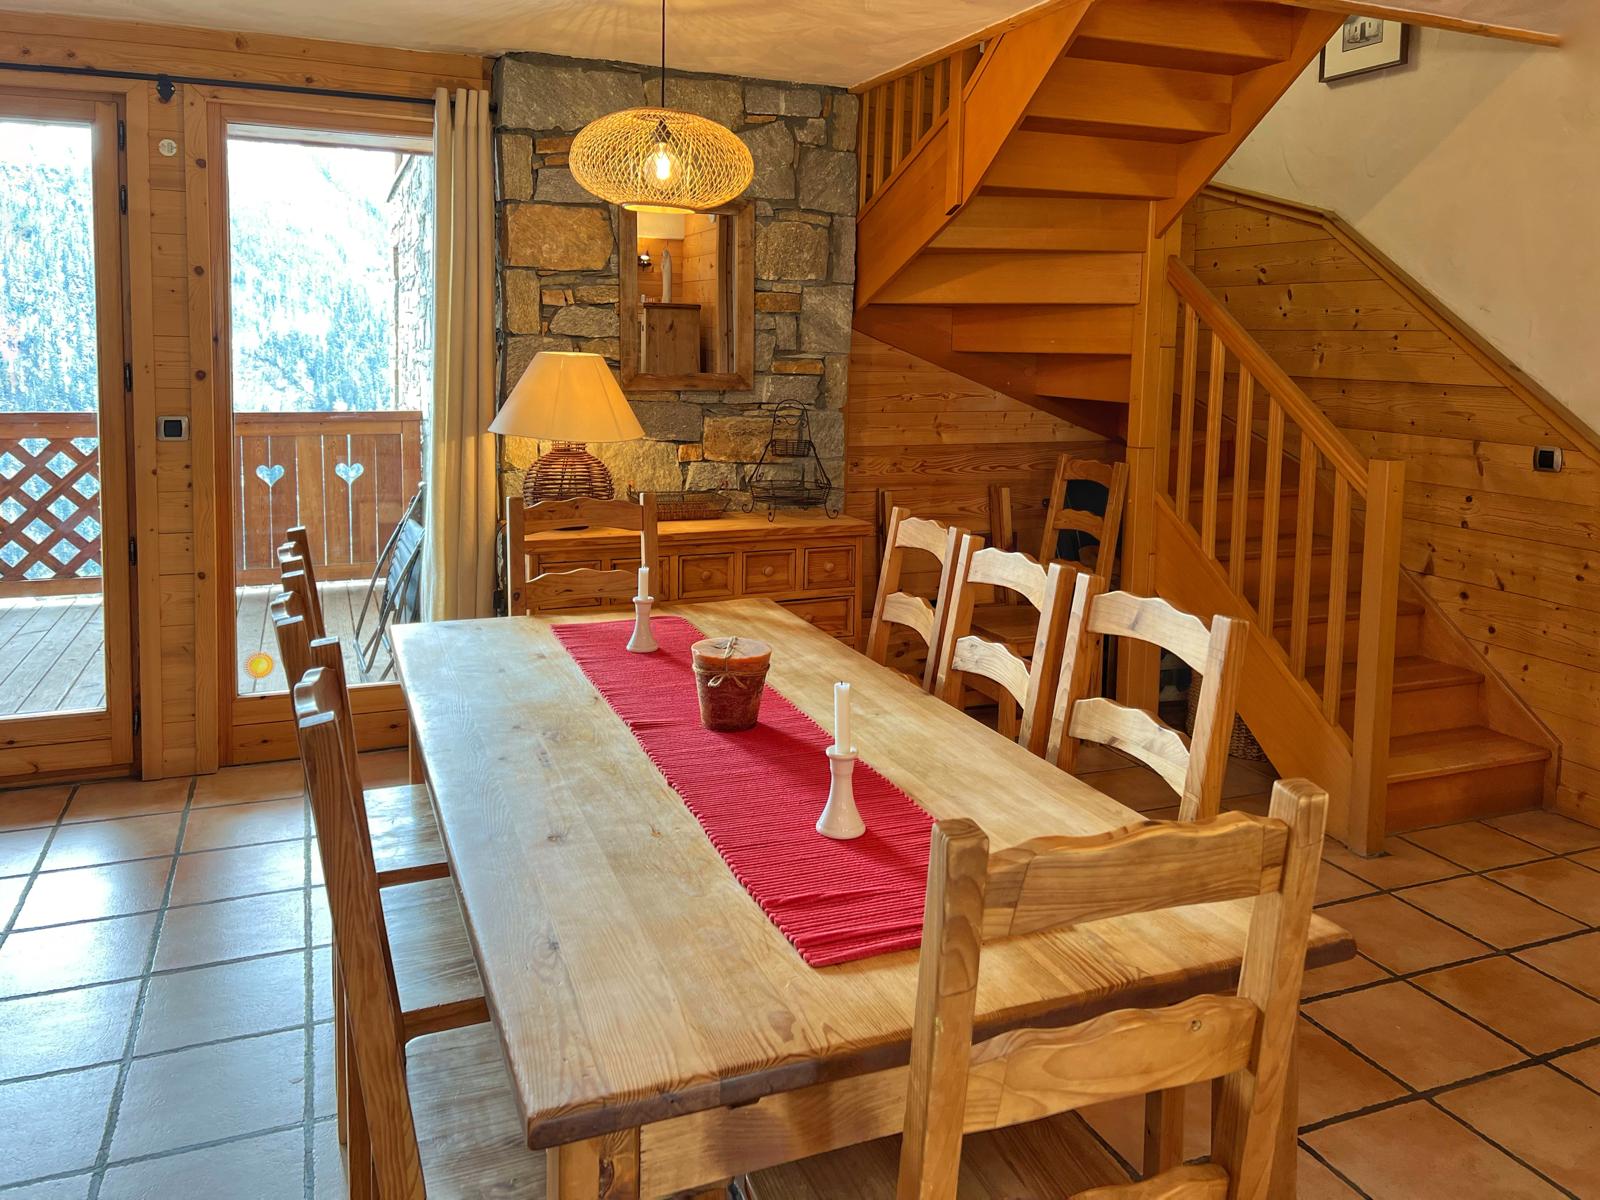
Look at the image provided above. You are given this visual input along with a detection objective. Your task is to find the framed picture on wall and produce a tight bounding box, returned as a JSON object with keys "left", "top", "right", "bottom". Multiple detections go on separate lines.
{"left": 1320, "top": 16, "right": 1410, "bottom": 81}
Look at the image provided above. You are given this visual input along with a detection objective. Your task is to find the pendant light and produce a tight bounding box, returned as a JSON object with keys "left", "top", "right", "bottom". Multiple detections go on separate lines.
{"left": 569, "top": 0, "right": 754, "bottom": 214}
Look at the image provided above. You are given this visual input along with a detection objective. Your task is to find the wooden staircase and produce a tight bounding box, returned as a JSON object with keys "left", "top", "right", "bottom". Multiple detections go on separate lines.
{"left": 851, "top": 0, "right": 1344, "bottom": 438}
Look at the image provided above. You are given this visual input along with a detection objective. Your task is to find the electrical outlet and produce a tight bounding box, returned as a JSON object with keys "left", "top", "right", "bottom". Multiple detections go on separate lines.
{"left": 1533, "top": 446, "right": 1564, "bottom": 473}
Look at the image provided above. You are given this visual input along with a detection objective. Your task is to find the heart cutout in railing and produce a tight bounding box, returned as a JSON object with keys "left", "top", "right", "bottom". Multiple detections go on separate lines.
{"left": 256, "top": 464, "right": 285, "bottom": 488}
{"left": 334, "top": 461, "right": 365, "bottom": 486}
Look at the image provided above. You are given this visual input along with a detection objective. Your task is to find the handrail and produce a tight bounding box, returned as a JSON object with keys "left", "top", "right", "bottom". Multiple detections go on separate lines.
{"left": 855, "top": 45, "right": 976, "bottom": 211}
{"left": 848, "top": 0, "right": 1079, "bottom": 93}
{"left": 1167, "top": 257, "right": 1368, "bottom": 491}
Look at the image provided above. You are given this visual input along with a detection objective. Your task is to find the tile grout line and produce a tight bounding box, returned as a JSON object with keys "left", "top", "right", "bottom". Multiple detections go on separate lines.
{"left": 1296, "top": 1137, "right": 1378, "bottom": 1200}
{"left": 9, "top": 876, "right": 322, "bottom": 937}
{"left": 0, "top": 941, "right": 330, "bottom": 1011}
{"left": 84, "top": 776, "right": 197, "bottom": 1200}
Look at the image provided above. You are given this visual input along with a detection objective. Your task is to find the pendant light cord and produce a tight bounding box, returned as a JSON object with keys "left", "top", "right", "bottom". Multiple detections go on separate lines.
{"left": 659, "top": 0, "right": 668, "bottom": 107}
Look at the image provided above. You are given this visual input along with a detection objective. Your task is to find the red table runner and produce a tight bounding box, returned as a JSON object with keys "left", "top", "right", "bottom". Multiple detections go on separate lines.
{"left": 553, "top": 616, "right": 934, "bottom": 966}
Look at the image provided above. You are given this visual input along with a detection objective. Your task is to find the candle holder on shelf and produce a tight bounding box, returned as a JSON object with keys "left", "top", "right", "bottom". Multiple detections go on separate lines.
{"left": 741, "top": 401, "right": 840, "bottom": 520}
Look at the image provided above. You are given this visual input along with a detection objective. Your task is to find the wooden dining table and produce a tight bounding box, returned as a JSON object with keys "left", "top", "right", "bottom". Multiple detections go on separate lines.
{"left": 390, "top": 598, "right": 1354, "bottom": 1200}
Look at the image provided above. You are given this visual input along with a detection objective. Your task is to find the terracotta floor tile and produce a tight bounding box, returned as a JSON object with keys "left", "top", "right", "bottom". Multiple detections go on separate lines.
{"left": 1517, "top": 931, "right": 1600, "bottom": 998}
{"left": 0, "top": 980, "right": 139, "bottom": 1079}
{"left": 168, "top": 839, "right": 307, "bottom": 906}
{"left": 191, "top": 760, "right": 305, "bottom": 808}
{"left": 311, "top": 885, "right": 331, "bottom": 946}
{"left": 1296, "top": 1018, "right": 1406, "bottom": 1126}
{"left": 136, "top": 951, "right": 308, "bottom": 1055}
{"left": 1404, "top": 821, "right": 1550, "bottom": 871}
{"left": 63, "top": 778, "right": 189, "bottom": 824}
{"left": 110, "top": 1029, "right": 306, "bottom": 1160}
{"left": 1400, "top": 875, "right": 1582, "bottom": 949}
{"left": 42, "top": 813, "right": 182, "bottom": 871}
{"left": 1323, "top": 836, "right": 1462, "bottom": 890}
{"left": 1316, "top": 863, "right": 1377, "bottom": 906}
{"left": 0, "top": 826, "right": 50, "bottom": 877}
{"left": 0, "top": 785, "right": 72, "bottom": 831}
{"left": 100, "top": 1127, "right": 305, "bottom": 1200}
{"left": 1305, "top": 1100, "right": 1563, "bottom": 1199}
{"left": 0, "top": 875, "right": 25, "bottom": 920}
{"left": 314, "top": 1020, "right": 333, "bottom": 1119}
{"left": 1439, "top": 1066, "right": 1600, "bottom": 1195}
{"left": 1488, "top": 858, "right": 1600, "bottom": 925}
{"left": 154, "top": 889, "right": 306, "bottom": 972}
{"left": 1080, "top": 1084, "right": 1211, "bottom": 1168}
{"left": 15, "top": 858, "right": 173, "bottom": 929}
{"left": 1317, "top": 894, "right": 1489, "bottom": 974}
{"left": 312, "top": 944, "right": 332, "bottom": 1022}
{"left": 1306, "top": 982, "right": 1522, "bottom": 1090}
{"left": 1080, "top": 766, "right": 1178, "bottom": 813}
{"left": 1415, "top": 956, "right": 1600, "bottom": 1055}
{"left": 0, "top": 1064, "right": 119, "bottom": 1185}
{"left": 1487, "top": 810, "right": 1600, "bottom": 854}
{"left": 0, "top": 912, "right": 157, "bottom": 996}
{"left": 1298, "top": 1151, "right": 1361, "bottom": 1199}
{"left": 1553, "top": 1045, "right": 1600, "bottom": 1091}
{"left": 358, "top": 748, "right": 410, "bottom": 789}
{"left": 313, "top": 1118, "right": 344, "bottom": 1200}
{"left": 180, "top": 795, "right": 306, "bottom": 853}
{"left": 1302, "top": 953, "right": 1389, "bottom": 1000}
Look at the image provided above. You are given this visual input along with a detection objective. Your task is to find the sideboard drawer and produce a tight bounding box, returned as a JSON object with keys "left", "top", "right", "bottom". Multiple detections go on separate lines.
{"left": 742, "top": 550, "right": 796, "bottom": 594}
{"left": 804, "top": 546, "right": 855, "bottom": 590}
{"left": 678, "top": 553, "right": 735, "bottom": 599}
{"left": 783, "top": 596, "right": 855, "bottom": 641}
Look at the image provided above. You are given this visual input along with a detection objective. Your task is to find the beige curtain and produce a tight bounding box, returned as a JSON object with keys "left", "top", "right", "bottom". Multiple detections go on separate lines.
{"left": 422, "top": 87, "right": 497, "bottom": 621}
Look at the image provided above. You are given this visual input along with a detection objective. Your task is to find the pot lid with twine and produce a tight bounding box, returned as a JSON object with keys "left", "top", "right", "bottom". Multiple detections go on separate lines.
{"left": 569, "top": 0, "right": 754, "bottom": 215}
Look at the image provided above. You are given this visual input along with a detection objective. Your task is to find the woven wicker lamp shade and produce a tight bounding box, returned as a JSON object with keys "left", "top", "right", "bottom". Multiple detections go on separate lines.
{"left": 489, "top": 352, "right": 645, "bottom": 503}
{"left": 570, "top": 106, "right": 752, "bottom": 215}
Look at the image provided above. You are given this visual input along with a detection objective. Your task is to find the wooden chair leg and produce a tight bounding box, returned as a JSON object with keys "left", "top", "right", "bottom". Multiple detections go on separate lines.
{"left": 1266, "top": 1049, "right": 1301, "bottom": 1199}
{"left": 345, "top": 1042, "right": 376, "bottom": 1200}
{"left": 996, "top": 697, "right": 1021, "bottom": 741}
{"left": 333, "top": 945, "right": 348, "bottom": 1145}
{"left": 1144, "top": 1087, "right": 1186, "bottom": 1176}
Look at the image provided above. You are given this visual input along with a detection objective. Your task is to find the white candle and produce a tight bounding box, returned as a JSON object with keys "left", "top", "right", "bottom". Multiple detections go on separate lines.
{"left": 637, "top": 564, "right": 650, "bottom": 600}
{"left": 834, "top": 681, "right": 852, "bottom": 752}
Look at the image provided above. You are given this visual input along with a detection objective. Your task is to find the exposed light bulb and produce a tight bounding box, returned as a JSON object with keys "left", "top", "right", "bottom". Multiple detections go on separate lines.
{"left": 651, "top": 141, "right": 677, "bottom": 182}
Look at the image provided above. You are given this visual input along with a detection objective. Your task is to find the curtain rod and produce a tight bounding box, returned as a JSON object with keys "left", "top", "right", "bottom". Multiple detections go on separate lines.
{"left": 0, "top": 60, "right": 444, "bottom": 107}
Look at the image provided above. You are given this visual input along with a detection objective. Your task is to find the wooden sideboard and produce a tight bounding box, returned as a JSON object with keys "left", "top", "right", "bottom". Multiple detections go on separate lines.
{"left": 514, "top": 513, "right": 872, "bottom": 646}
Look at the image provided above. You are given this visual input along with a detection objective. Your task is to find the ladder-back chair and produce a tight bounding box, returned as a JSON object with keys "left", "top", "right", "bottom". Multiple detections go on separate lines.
{"left": 749, "top": 780, "right": 1328, "bottom": 1200}
{"left": 1039, "top": 452, "right": 1129, "bottom": 576}
{"left": 934, "top": 538, "right": 1071, "bottom": 757}
{"left": 866, "top": 507, "right": 965, "bottom": 691}
{"left": 1047, "top": 573, "right": 1246, "bottom": 823}
{"left": 504, "top": 493, "right": 659, "bottom": 614}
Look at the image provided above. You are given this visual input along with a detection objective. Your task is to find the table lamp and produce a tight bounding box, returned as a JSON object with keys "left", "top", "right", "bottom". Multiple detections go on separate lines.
{"left": 489, "top": 351, "right": 646, "bottom": 503}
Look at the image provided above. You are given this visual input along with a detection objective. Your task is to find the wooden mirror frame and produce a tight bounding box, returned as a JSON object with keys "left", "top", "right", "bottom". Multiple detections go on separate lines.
{"left": 617, "top": 202, "right": 755, "bottom": 392}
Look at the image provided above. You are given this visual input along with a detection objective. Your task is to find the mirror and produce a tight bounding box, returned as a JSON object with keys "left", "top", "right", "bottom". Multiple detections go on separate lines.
{"left": 618, "top": 203, "right": 754, "bottom": 392}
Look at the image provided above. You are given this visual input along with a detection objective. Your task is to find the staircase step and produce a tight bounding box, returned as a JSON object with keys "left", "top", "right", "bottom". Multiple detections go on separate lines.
{"left": 1069, "top": 0, "right": 1296, "bottom": 75}
{"left": 1269, "top": 593, "right": 1424, "bottom": 665}
{"left": 986, "top": 132, "right": 1177, "bottom": 199}
{"left": 877, "top": 250, "right": 1144, "bottom": 306}
{"left": 929, "top": 196, "right": 1150, "bottom": 254}
{"left": 951, "top": 304, "right": 1136, "bottom": 356}
{"left": 1385, "top": 727, "right": 1549, "bottom": 831}
{"left": 1026, "top": 58, "right": 1232, "bottom": 143}
{"left": 1338, "top": 656, "right": 1484, "bottom": 738}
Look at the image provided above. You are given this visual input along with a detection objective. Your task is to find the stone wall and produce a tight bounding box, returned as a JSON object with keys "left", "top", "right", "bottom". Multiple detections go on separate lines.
{"left": 494, "top": 52, "right": 857, "bottom": 505}
{"left": 387, "top": 154, "right": 434, "bottom": 421}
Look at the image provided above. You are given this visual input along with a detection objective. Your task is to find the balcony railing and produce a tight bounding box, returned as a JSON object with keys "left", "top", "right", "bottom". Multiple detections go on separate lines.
{"left": 0, "top": 409, "right": 424, "bottom": 597}
{"left": 233, "top": 410, "right": 423, "bottom": 585}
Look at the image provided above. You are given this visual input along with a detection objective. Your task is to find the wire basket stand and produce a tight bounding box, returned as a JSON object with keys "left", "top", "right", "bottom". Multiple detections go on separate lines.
{"left": 741, "top": 402, "right": 840, "bottom": 520}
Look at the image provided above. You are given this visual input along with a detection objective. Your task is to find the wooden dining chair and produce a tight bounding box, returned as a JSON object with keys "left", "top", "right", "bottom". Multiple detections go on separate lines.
{"left": 1047, "top": 573, "right": 1247, "bottom": 823}
{"left": 291, "top": 666, "right": 543, "bottom": 1200}
{"left": 934, "top": 538, "right": 1071, "bottom": 757}
{"left": 280, "top": 525, "right": 327, "bottom": 636}
{"left": 1039, "top": 451, "right": 1129, "bottom": 576}
{"left": 747, "top": 779, "right": 1328, "bottom": 1200}
{"left": 865, "top": 506, "right": 965, "bottom": 691}
{"left": 504, "top": 493, "right": 658, "bottom": 615}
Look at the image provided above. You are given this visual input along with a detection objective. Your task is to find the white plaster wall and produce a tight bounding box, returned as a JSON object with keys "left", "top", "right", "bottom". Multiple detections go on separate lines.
{"left": 1217, "top": 14, "right": 1600, "bottom": 432}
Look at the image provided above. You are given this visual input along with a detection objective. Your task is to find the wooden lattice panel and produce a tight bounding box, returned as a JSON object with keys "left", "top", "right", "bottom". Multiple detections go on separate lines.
{"left": 0, "top": 412, "right": 103, "bottom": 594}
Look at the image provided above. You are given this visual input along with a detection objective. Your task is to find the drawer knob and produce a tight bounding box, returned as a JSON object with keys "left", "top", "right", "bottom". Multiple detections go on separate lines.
{"left": 700, "top": 570, "right": 711, "bottom": 581}
{"left": 824, "top": 561, "right": 836, "bottom": 572}
{"left": 762, "top": 566, "right": 774, "bottom": 577}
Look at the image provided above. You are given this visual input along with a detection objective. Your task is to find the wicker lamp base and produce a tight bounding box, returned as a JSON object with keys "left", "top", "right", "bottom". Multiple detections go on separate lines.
{"left": 524, "top": 442, "right": 614, "bottom": 503}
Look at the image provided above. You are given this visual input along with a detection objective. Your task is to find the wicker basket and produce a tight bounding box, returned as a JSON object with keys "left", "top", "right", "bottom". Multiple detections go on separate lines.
{"left": 631, "top": 488, "right": 730, "bottom": 522}
{"left": 1184, "top": 674, "right": 1268, "bottom": 762}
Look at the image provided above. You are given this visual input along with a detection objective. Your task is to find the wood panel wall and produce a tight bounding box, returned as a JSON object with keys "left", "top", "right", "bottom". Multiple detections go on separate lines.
{"left": 1187, "top": 187, "right": 1600, "bottom": 824}
{"left": 0, "top": 11, "right": 485, "bottom": 780}
{"left": 845, "top": 331, "right": 1106, "bottom": 596}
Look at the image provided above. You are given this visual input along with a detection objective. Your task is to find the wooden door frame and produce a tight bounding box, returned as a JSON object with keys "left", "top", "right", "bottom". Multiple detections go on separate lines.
{"left": 0, "top": 79, "right": 139, "bottom": 781}
{"left": 188, "top": 86, "right": 433, "bottom": 767}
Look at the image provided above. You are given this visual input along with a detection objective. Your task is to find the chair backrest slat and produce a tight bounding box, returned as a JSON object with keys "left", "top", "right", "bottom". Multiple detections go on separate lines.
{"left": 935, "top": 537, "right": 1072, "bottom": 756}
{"left": 1048, "top": 574, "right": 1245, "bottom": 822}
{"left": 280, "top": 529, "right": 326, "bottom": 639}
{"left": 867, "top": 507, "right": 965, "bottom": 692}
{"left": 1038, "top": 453, "right": 1129, "bottom": 577}
{"left": 896, "top": 781, "right": 1328, "bottom": 1199}
{"left": 505, "top": 494, "right": 658, "bottom": 616}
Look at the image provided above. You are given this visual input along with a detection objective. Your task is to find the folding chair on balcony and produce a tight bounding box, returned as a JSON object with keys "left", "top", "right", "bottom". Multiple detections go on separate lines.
{"left": 355, "top": 482, "right": 425, "bottom": 682}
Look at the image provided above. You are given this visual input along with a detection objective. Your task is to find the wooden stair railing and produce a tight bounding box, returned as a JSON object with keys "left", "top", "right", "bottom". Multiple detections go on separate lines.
{"left": 1162, "top": 257, "right": 1406, "bottom": 853}
{"left": 856, "top": 44, "right": 979, "bottom": 213}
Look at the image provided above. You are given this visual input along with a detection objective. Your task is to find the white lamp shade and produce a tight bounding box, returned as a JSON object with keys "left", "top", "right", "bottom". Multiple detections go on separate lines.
{"left": 488, "top": 351, "right": 645, "bottom": 444}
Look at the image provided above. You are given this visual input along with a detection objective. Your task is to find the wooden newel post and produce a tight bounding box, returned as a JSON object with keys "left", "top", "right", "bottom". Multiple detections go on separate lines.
{"left": 1348, "top": 458, "right": 1406, "bottom": 855}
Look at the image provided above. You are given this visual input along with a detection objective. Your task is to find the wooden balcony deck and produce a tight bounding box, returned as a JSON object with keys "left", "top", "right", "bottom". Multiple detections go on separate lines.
{"left": 0, "top": 580, "right": 392, "bottom": 716}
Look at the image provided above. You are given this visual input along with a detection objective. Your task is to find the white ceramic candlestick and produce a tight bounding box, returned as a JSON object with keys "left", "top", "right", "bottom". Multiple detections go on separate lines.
{"left": 625, "top": 567, "right": 657, "bottom": 654}
{"left": 816, "top": 745, "right": 864, "bottom": 840}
